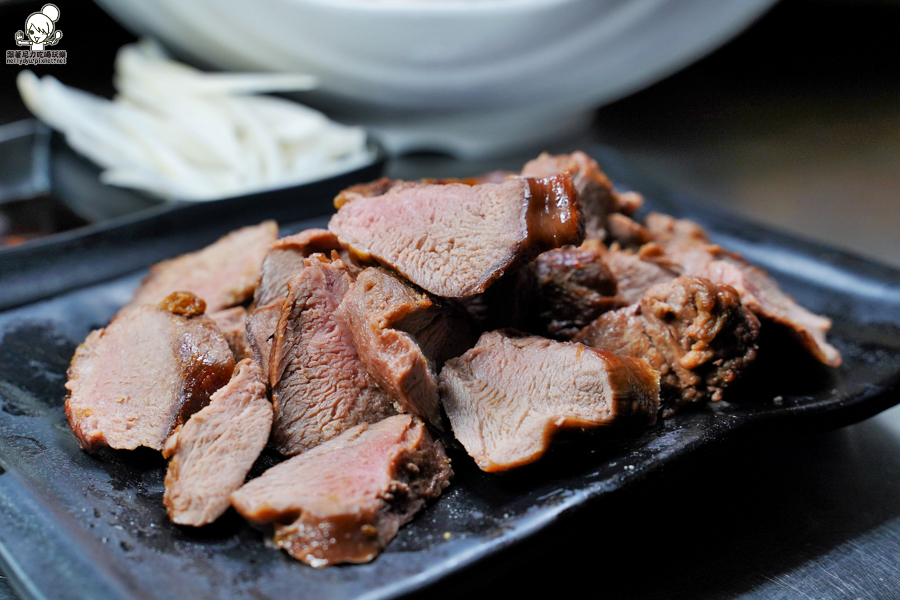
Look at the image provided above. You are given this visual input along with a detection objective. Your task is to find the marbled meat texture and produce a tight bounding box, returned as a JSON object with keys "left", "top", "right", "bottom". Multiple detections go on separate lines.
{"left": 520, "top": 151, "right": 642, "bottom": 240}
{"left": 254, "top": 228, "right": 343, "bottom": 308}
{"left": 163, "top": 358, "right": 272, "bottom": 526}
{"left": 65, "top": 292, "right": 234, "bottom": 452}
{"left": 644, "top": 213, "right": 841, "bottom": 367}
{"left": 126, "top": 221, "right": 278, "bottom": 312}
{"left": 575, "top": 276, "right": 760, "bottom": 416}
{"left": 440, "top": 330, "right": 660, "bottom": 472}
{"left": 270, "top": 257, "right": 394, "bottom": 456}
{"left": 230, "top": 414, "right": 452, "bottom": 567}
{"left": 329, "top": 174, "right": 582, "bottom": 297}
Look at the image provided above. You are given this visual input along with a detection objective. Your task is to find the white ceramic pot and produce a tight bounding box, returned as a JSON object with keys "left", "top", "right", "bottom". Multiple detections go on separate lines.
{"left": 94, "top": 0, "right": 777, "bottom": 157}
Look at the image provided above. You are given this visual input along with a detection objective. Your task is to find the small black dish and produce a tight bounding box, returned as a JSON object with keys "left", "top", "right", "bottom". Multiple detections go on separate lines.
{"left": 0, "top": 119, "right": 386, "bottom": 310}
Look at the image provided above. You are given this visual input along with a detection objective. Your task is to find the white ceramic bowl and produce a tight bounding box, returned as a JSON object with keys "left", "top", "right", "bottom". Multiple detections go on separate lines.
{"left": 95, "top": 0, "right": 777, "bottom": 157}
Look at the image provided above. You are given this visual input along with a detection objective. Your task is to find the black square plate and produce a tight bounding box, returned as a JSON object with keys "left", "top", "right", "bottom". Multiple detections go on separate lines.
{"left": 0, "top": 147, "right": 898, "bottom": 600}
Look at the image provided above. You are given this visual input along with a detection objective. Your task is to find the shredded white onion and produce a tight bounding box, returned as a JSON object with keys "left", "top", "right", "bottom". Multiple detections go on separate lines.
{"left": 17, "top": 39, "right": 374, "bottom": 201}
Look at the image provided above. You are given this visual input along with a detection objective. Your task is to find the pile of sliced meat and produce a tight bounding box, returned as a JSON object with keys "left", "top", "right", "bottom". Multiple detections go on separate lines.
{"left": 64, "top": 150, "right": 841, "bottom": 567}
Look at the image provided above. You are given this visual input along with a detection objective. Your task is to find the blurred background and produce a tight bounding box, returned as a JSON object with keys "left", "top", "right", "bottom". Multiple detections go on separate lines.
{"left": 1, "top": 0, "right": 898, "bottom": 267}
{"left": 1, "top": 1, "right": 899, "bottom": 598}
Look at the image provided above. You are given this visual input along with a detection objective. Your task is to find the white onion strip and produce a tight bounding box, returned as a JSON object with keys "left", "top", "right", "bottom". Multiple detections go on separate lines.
{"left": 17, "top": 39, "right": 373, "bottom": 201}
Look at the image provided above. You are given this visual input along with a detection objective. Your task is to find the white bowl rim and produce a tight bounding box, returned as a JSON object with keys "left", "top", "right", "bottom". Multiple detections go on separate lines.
{"left": 291, "top": 0, "right": 576, "bottom": 16}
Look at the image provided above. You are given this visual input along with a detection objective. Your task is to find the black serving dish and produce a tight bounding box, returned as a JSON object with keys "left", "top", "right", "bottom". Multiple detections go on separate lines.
{"left": 0, "top": 120, "right": 386, "bottom": 311}
{"left": 0, "top": 146, "right": 899, "bottom": 600}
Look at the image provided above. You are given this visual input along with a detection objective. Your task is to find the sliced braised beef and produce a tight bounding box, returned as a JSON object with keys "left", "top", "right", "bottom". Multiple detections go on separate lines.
{"left": 163, "top": 358, "right": 272, "bottom": 526}
{"left": 469, "top": 241, "right": 658, "bottom": 339}
{"left": 254, "top": 229, "right": 343, "bottom": 308}
{"left": 66, "top": 292, "right": 234, "bottom": 452}
{"left": 209, "top": 306, "right": 252, "bottom": 362}
{"left": 644, "top": 213, "right": 841, "bottom": 367}
{"left": 575, "top": 276, "right": 760, "bottom": 416}
{"left": 245, "top": 300, "right": 283, "bottom": 382}
{"left": 520, "top": 151, "right": 642, "bottom": 240}
{"left": 440, "top": 330, "right": 660, "bottom": 472}
{"left": 427, "top": 171, "right": 515, "bottom": 186}
{"left": 527, "top": 240, "right": 623, "bottom": 339}
{"left": 606, "top": 213, "right": 651, "bottom": 248}
{"left": 335, "top": 172, "right": 515, "bottom": 209}
{"left": 338, "top": 267, "right": 477, "bottom": 429}
{"left": 334, "top": 178, "right": 405, "bottom": 208}
{"left": 126, "top": 221, "right": 278, "bottom": 312}
{"left": 329, "top": 174, "right": 582, "bottom": 297}
{"left": 230, "top": 414, "right": 452, "bottom": 567}
{"left": 602, "top": 246, "right": 678, "bottom": 305}
{"left": 270, "top": 257, "right": 394, "bottom": 456}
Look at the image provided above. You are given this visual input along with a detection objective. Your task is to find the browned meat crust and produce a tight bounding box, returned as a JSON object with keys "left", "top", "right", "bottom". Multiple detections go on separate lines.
{"left": 575, "top": 276, "right": 760, "bottom": 416}
{"left": 230, "top": 415, "right": 451, "bottom": 567}
{"left": 644, "top": 213, "right": 841, "bottom": 367}
{"left": 521, "top": 151, "right": 642, "bottom": 240}
{"left": 528, "top": 240, "right": 624, "bottom": 339}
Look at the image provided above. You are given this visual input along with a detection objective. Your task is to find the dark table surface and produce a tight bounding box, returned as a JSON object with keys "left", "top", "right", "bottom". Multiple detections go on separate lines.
{"left": 2, "top": 0, "right": 900, "bottom": 598}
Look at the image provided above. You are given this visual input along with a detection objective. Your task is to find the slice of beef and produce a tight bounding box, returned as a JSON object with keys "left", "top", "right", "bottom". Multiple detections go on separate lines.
{"left": 430, "top": 171, "right": 514, "bottom": 186}
{"left": 254, "top": 229, "right": 343, "bottom": 308}
{"left": 245, "top": 300, "right": 283, "bottom": 382}
{"left": 528, "top": 240, "right": 624, "bottom": 339}
{"left": 335, "top": 172, "right": 515, "bottom": 209}
{"left": 66, "top": 292, "right": 234, "bottom": 452}
{"left": 602, "top": 246, "right": 678, "bottom": 305}
{"left": 230, "top": 414, "right": 451, "bottom": 567}
{"left": 502, "top": 242, "right": 673, "bottom": 335}
{"left": 644, "top": 213, "right": 841, "bottom": 367}
{"left": 329, "top": 174, "right": 582, "bottom": 297}
{"left": 162, "top": 358, "right": 272, "bottom": 526}
{"left": 697, "top": 259, "right": 840, "bottom": 367}
{"left": 440, "top": 330, "right": 660, "bottom": 472}
{"left": 575, "top": 276, "right": 760, "bottom": 416}
{"left": 521, "top": 151, "right": 642, "bottom": 239}
{"left": 209, "top": 306, "right": 251, "bottom": 362}
{"left": 270, "top": 257, "right": 394, "bottom": 456}
{"left": 606, "top": 213, "right": 651, "bottom": 248}
{"left": 126, "top": 221, "right": 278, "bottom": 312}
{"left": 334, "top": 178, "right": 406, "bottom": 208}
{"left": 338, "top": 268, "right": 477, "bottom": 429}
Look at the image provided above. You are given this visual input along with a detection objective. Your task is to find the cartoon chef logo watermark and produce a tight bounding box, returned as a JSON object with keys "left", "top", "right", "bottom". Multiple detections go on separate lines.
{"left": 6, "top": 4, "right": 66, "bottom": 65}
